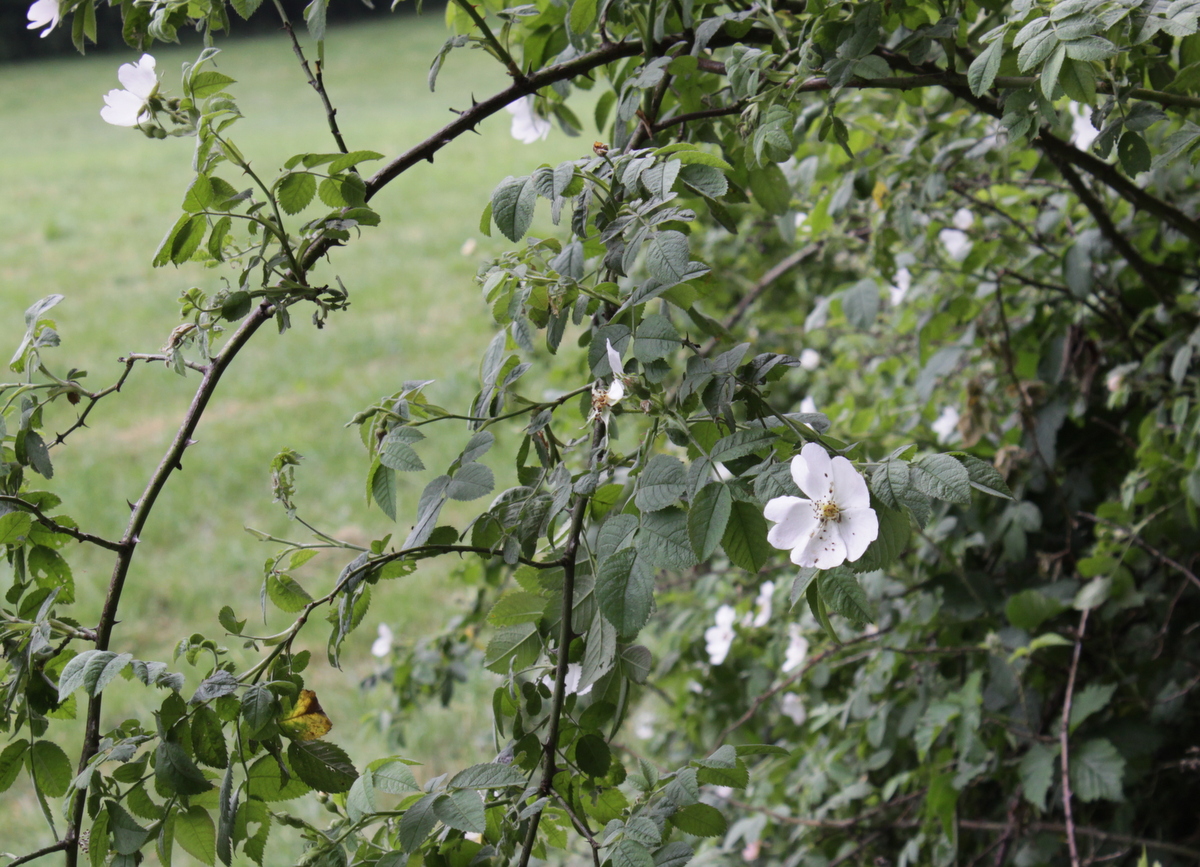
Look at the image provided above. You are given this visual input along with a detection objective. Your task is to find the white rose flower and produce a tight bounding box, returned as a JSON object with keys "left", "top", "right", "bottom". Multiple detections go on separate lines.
{"left": 705, "top": 604, "right": 737, "bottom": 665}
{"left": 931, "top": 406, "right": 961, "bottom": 444}
{"left": 799, "top": 348, "right": 820, "bottom": 371}
{"left": 371, "top": 623, "right": 393, "bottom": 658}
{"left": 780, "top": 692, "right": 807, "bottom": 725}
{"left": 750, "top": 580, "right": 774, "bottom": 627}
{"left": 588, "top": 339, "right": 628, "bottom": 424}
{"left": 763, "top": 442, "right": 879, "bottom": 569}
{"left": 27, "top": 0, "right": 60, "bottom": 37}
{"left": 505, "top": 96, "right": 550, "bottom": 144}
{"left": 101, "top": 54, "right": 160, "bottom": 127}
{"left": 781, "top": 624, "right": 809, "bottom": 673}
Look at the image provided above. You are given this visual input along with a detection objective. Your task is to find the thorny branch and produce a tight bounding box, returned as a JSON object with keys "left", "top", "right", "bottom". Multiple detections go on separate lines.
{"left": 1061, "top": 609, "right": 1090, "bottom": 867}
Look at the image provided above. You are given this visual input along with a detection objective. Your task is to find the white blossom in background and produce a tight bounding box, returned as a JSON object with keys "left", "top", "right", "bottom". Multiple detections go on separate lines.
{"left": 101, "top": 54, "right": 159, "bottom": 127}
{"left": 505, "top": 96, "right": 550, "bottom": 144}
{"left": 540, "top": 663, "right": 593, "bottom": 696}
{"left": 750, "top": 581, "right": 775, "bottom": 627}
{"left": 371, "top": 623, "right": 393, "bottom": 658}
{"left": 780, "top": 692, "right": 807, "bottom": 725}
{"left": 764, "top": 442, "right": 879, "bottom": 569}
{"left": 799, "top": 396, "right": 818, "bottom": 415}
{"left": 799, "top": 348, "right": 820, "bottom": 371}
{"left": 27, "top": 0, "right": 60, "bottom": 37}
{"left": 932, "top": 406, "right": 961, "bottom": 444}
{"left": 938, "top": 208, "right": 975, "bottom": 261}
{"left": 705, "top": 605, "right": 737, "bottom": 665}
{"left": 1069, "top": 102, "right": 1100, "bottom": 150}
{"left": 889, "top": 266, "right": 911, "bottom": 306}
{"left": 781, "top": 624, "right": 809, "bottom": 673}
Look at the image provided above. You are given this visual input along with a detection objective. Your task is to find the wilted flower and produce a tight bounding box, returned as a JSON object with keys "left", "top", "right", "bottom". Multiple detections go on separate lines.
{"left": 505, "top": 96, "right": 550, "bottom": 144}
{"left": 705, "top": 605, "right": 737, "bottom": 665}
{"left": 764, "top": 442, "right": 879, "bottom": 569}
{"left": 932, "top": 406, "right": 961, "bottom": 444}
{"left": 371, "top": 623, "right": 393, "bottom": 658}
{"left": 27, "top": 0, "right": 59, "bottom": 37}
{"left": 101, "top": 54, "right": 160, "bottom": 127}
{"left": 781, "top": 624, "right": 809, "bottom": 673}
{"left": 799, "top": 348, "right": 820, "bottom": 371}
{"left": 588, "top": 339, "right": 628, "bottom": 424}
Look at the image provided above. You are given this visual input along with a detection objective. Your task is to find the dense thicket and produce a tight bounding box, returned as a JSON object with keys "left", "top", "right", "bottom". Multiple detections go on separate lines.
{"left": 2, "top": 1, "right": 1199, "bottom": 866}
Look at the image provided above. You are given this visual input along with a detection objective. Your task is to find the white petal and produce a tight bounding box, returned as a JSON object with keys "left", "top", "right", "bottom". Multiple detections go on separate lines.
{"left": 829, "top": 454, "right": 870, "bottom": 510}
{"left": 714, "top": 604, "right": 737, "bottom": 627}
{"left": 27, "top": 0, "right": 59, "bottom": 35}
{"left": 793, "top": 518, "right": 848, "bottom": 569}
{"left": 371, "top": 623, "right": 393, "bottom": 657}
{"left": 931, "top": 406, "right": 960, "bottom": 443}
{"left": 837, "top": 507, "right": 879, "bottom": 563}
{"left": 118, "top": 54, "right": 159, "bottom": 100}
{"left": 952, "top": 208, "right": 975, "bottom": 230}
{"left": 799, "top": 348, "right": 820, "bottom": 371}
{"left": 606, "top": 378, "right": 624, "bottom": 404}
{"left": 100, "top": 89, "right": 147, "bottom": 127}
{"left": 792, "top": 443, "right": 834, "bottom": 502}
{"left": 506, "top": 96, "right": 550, "bottom": 144}
{"left": 799, "top": 396, "right": 818, "bottom": 414}
{"left": 764, "top": 496, "right": 817, "bottom": 552}
{"left": 605, "top": 339, "right": 623, "bottom": 377}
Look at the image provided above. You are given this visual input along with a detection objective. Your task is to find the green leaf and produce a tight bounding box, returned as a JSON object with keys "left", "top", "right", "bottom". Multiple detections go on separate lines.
{"left": 492, "top": 175, "right": 538, "bottom": 242}
{"left": 172, "top": 805, "right": 216, "bottom": 865}
{"left": 1019, "top": 742, "right": 1059, "bottom": 811}
{"left": 230, "top": 0, "right": 264, "bottom": 18}
{"left": 638, "top": 507, "right": 698, "bottom": 572}
{"left": 1040, "top": 42, "right": 1067, "bottom": 97}
{"left": 695, "top": 759, "right": 749, "bottom": 788}
{"left": 842, "top": 278, "right": 880, "bottom": 329}
{"left": 366, "top": 757, "right": 421, "bottom": 794}
{"left": 487, "top": 590, "right": 546, "bottom": 627}
{"left": 346, "top": 769, "right": 377, "bottom": 824}
{"left": 108, "top": 800, "right": 152, "bottom": 856}
{"left": 688, "top": 483, "right": 732, "bottom": 561}
{"left": 449, "top": 762, "right": 528, "bottom": 789}
{"left": 721, "top": 500, "right": 771, "bottom": 573}
{"left": 569, "top": 0, "right": 598, "bottom": 34}
{"left": 277, "top": 172, "right": 316, "bottom": 215}
{"left": 951, "top": 453, "right": 1014, "bottom": 499}
{"left": 399, "top": 793, "right": 440, "bottom": 851}
{"left": 911, "top": 453, "right": 972, "bottom": 504}
{"left": 240, "top": 686, "right": 277, "bottom": 737}
{"left": 190, "top": 71, "right": 236, "bottom": 100}
{"left": 1059, "top": 57, "right": 1096, "bottom": 103}
{"left": 171, "top": 215, "right": 207, "bottom": 265}
{"left": 484, "top": 622, "right": 541, "bottom": 673}
{"left": 1006, "top": 589, "right": 1067, "bottom": 630}
{"left": 0, "top": 511, "right": 32, "bottom": 546}
{"left": 574, "top": 733, "right": 611, "bottom": 777}
{"left": 1070, "top": 683, "right": 1117, "bottom": 732}
{"left": 0, "top": 740, "right": 29, "bottom": 793}
{"left": 191, "top": 705, "right": 229, "bottom": 769}
{"left": 635, "top": 455, "right": 687, "bottom": 511}
{"left": 328, "top": 150, "right": 384, "bottom": 174}
{"left": 633, "top": 314, "right": 680, "bottom": 362}
{"left": 30, "top": 740, "right": 72, "bottom": 798}
{"left": 447, "top": 462, "right": 494, "bottom": 501}
{"left": 597, "top": 548, "right": 655, "bottom": 637}
{"left": 817, "top": 567, "right": 872, "bottom": 626}
{"left": 370, "top": 461, "right": 397, "bottom": 521}
{"left": 244, "top": 755, "right": 310, "bottom": 802}
{"left": 645, "top": 231, "right": 692, "bottom": 283}
{"left": 287, "top": 739, "right": 358, "bottom": 794}
{"left": 613, "top": 838, "right": 655, "bottom": 867}
{"left": 156, "top": 740, "right": 212, "bottom": 796}
{"left": 968, "top": 34, "right": 1005, "bottom": 96}
{"left": 434, "top": 789, "right": 485, "bottom": 833}
{"left": 305, "top": 0, "right": 328, "bottom": 40}
{"left": 669, "top": 802, "right": 727, "bottom": 837}
{"left": 1069, "top": 738, "right": 1125, "bottom": 802}
{"left": 1118, "top": 131, "right": 1152, "bottom": 174}
{"left": 266, "top": 572, "right": 313, "bottom": 613}
{"left": 182, "top": 174, "right": 214, "bottom": 213}
{"left": 748, "top": 163, "right": 791, "bottom": 215}
{"left": 58, "top": 650, "right": 133, "bottom": 699}
{"left": 710, "top": 429, "right": 775, "bottom": 462}
{"left": 654, "top": 842, "right": 695, "bottom": 867}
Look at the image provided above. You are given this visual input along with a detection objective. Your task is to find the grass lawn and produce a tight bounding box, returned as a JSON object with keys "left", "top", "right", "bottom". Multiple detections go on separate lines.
{"left": 0, "top": 11, "right": 594, "bottom": 858}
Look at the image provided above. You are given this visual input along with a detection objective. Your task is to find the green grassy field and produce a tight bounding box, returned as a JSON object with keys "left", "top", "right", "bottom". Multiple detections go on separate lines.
{"left": 0, "top": 13, "right": 592, "bottom": 858}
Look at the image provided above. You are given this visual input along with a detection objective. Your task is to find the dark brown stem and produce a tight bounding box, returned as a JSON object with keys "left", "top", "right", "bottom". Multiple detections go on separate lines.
{"left": 1060, "top": 609, "right": 1089, "bottom": 867}
{"left": 5, "top": 839, "right": 70, "bottom": 866}
{"left": 550, "top": 789, "right": 601, "bottom": 867}
{"left": 1077, "top": 511, "right": 1200, "bottom": 593}
{"left": 65, "top": 303, "right": 274, "bottom": 867}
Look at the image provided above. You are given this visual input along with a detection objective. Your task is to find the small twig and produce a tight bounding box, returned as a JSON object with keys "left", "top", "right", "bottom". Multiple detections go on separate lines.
{"left": 4, "top": 839, "right": 71, "bottom": 866}
{"left": 1077, "top": 511, "right": 1200, "bottom": 593}
{"left": 1061, "top": 609, "right": 1089, "bottom": 867}
{"left": 272, "top": 0, "right": 349, "bottom": 154}
{"left": 550, "top": 790, "right": 601, "bottom": 867}
{"left": 0, "top": 495, "right": 123, "bottom": 552}
{"left": 699, "top": 244, "right": 821, "bottom": 356}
